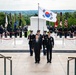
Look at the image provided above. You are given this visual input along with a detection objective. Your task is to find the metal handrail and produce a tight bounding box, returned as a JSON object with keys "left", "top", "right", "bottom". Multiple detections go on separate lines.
{"left": 0, "top": 54, "right": 12, "bottom": 75}
{"left": 67, "top": 57, "right": 76, "bottom": 75}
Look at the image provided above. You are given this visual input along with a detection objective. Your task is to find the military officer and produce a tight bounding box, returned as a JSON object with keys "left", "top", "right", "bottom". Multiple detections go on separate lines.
{"left": 28, "top": 30, "right": 35, "bottom": 56}
{"left": 0, "top": 25, "right": 4, "bottom": 38}
{"left": 58, "top": 26, "right": 63, "bottom": 38}
{"left": 19, "top": 26, "right": 22, "bottom": 38}
{"left": 42, "top": 31, "right": 48, "bottom": 55}
{"left": 46, "top": 31, "right": 54, "bottom": 63}
{"left": 64, "top": 26, "right": 68, "bottom": 38}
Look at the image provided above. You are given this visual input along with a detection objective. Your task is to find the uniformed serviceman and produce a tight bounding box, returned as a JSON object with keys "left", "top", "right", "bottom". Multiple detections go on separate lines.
{"left": 19, "top": 26, "right": 22, "bottom": 38}
{"left": 4, "top": 27, "right": 7, "bottom": 38}
{"left": 0, "top": 25, "right": 4, "bottom": 38}
{"left": 42, "top": 31, "right": 48, "bottom": 55}
{"left": 69, "top": 25, "right": 73, "bottom": 38}
{"left": 74, "top": 25, "right": 76, "bottom": 36}
{"left": 28, "top": 30, "right": 35, "bottom": 56}
{"left": 23, "top": 26, "right": 28, "bottom": 38}
{"left": 64, "top": 26, "right": 68, "bottom": 38}
{"left": 49, "top": 26, "right": 53, "bottom": 33}
{"left": 46, "top": 31, "right": 54, "bottom": 63}
{"left": 9, "top": 26, "right": 13, "bottom": 38}
{"left": 58, "top": 26, "right": 63, "bottom": 38}
{"left": 14, "top": 22, "right": 18, "bottom": 38}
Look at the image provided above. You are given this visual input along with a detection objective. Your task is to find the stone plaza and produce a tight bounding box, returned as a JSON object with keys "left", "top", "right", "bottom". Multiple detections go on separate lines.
{"left": 0, "top": 33, "right": 76, "bottom": 75}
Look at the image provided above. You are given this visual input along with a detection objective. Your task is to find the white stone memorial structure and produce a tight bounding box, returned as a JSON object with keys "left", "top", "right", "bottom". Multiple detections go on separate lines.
{"left": 28, "top": 16, "right": 48, "bottom": 34}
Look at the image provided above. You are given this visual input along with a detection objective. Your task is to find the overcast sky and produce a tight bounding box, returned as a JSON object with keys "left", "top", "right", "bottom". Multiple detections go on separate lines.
{"left": 0, "top": 0, "right": 76, "bottom": 10}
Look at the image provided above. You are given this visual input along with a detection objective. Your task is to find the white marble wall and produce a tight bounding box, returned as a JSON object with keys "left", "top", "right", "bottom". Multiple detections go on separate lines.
{"left": 28, "top": 17, "right": 48, "bottom": 34}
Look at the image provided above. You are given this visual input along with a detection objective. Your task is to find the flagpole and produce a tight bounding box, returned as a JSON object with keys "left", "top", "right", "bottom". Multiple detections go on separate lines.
{"left": 38, "top": 3, "right": 39, "bottom": 30}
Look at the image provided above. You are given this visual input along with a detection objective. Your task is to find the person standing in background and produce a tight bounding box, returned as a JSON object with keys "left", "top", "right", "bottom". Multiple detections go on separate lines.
{"left": 19, "top": 26, "right": 22, "bottom": 38}
{"left": 0, "top": 25, "right": 4, "bottom": 38}
{"left": 28, "top": 30, "right": 35, "bottom": 56}
{"left": 42, "top": 31, "right": 48, "bottom": 55}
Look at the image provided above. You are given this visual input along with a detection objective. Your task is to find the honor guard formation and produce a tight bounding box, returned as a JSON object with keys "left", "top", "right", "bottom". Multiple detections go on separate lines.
{"left": 28, "top": 30, "right": 54, "bottom": 63}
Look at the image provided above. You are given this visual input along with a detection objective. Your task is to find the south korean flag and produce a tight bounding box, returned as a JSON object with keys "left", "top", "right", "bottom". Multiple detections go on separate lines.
{"left": 39, "top": 6, "right": 57, "bottom": 22}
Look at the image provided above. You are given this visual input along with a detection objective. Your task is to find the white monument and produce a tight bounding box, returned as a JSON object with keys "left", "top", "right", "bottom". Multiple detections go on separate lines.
{"left": 28, "top": 16, "right": 48, "bottom": 34}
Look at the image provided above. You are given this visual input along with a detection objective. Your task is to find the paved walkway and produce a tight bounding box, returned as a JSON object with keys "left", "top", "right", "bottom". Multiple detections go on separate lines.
{"left": 0, "top": 53, "right": 75, "bottom": 75}
{"left": 0, "top": 33, "right": 76, "bottom": 75}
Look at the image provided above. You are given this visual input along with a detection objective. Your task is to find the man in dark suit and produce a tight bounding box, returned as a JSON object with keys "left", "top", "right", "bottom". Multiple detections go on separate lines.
{"left": 46, "top": 31, "right": 54, "bottom": 63}
{"left": 42, "top": 31, "right": 48, "bottom": 55}
{"left": 28, "top": 30, "right": 35, "bottom": 56}
{"left": 37, "top": 30, "right": 42, "bottom": 44}
{"left": 32, "top": 34, "right": 42, "bottom": 64}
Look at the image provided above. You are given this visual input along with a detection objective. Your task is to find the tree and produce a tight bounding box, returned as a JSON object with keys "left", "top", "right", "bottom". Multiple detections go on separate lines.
{"left": 64, "top": 12, "right": 71, "bottom": 19}
{"left": 0, "top": 12, "right": 5, "bottom": 27}
{"left": 73, "top": 11, "right": 76, "bottom": 18}
{"left": 21, "top": 15, "right": 26, "bottom": 27}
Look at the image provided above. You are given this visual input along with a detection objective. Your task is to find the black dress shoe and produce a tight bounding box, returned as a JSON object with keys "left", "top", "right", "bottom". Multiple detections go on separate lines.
{"left": 47, "top": 61, "right": 49, "bottom": 63}
{"left": 44, "top": 54, "right": 46, "bottom": 56}
{"left": 38, "top": 61, "right": 40, "bottom": 64}
{"left": 30, "top": 54, "right": 33, "bottom": 56}
{"left": 35, "top": 61, "right": 37, "bottom": 63}
{"left": 49, "top": 61, "right": 51, "bottom": 63}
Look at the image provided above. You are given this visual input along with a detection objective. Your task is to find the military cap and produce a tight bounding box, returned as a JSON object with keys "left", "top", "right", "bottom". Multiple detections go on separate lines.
{"left": 44, "top": 31, "right": 47, "bottom": 33}
{"left": 30, "top": 30, "right": 33, "bottom": 32}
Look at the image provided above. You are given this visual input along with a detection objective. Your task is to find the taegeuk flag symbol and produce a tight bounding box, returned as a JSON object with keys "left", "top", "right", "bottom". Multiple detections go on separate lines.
{"left": 39, "top": 7, "right": 57, "bottom": 22}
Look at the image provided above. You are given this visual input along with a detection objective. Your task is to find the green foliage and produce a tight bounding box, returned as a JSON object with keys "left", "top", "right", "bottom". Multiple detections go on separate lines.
{"left": 46, "top": 12, "right": 76, "bottom": 29}
{"left": 21, "top": 15, "right": 26, "bottom": 27}
{"left": 24, "top": 15, "right": 30, "bottom": 25}
{"left": 0, "top": 12, "right": 5, "bottom": 27}
{"left": 68, "top": 17, "right": 76, "bottom": 27}
{"left": 64, "top": 12, "right": 71, "bottom": 19}
{"left": 0, "top": 11, "right": 76, "bottom": 29}
{"left": 73, "top": 11, "right": 76, "bottom": 18}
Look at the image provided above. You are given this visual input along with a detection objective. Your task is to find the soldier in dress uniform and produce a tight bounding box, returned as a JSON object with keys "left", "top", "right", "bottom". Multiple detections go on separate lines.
{"left": 24, "top": 28, "right": 27, "bottom": 38}
{"left": 19, "top": 26, "right": 22, "bottom": 38}
{"left": 4, "top": 27, "right": 7, "bottom": 38}
{"left": 49, "top": 26, "right": 53, "bottom": 33}
{"left": 9, "top": 27, "right": 13, "bottom": 38}
{"left": 23, "top": 26, "right": 28, "bottom": 38}
{"left": 28, "top": 30, "right": 35, "bottom": 56}
{"left": 7, "top": 25, "right": 12, "bottom": 38}
{"left": 0, "top": 25, "right": 4, "bottom": 38}
{"left": 58, "top": 26, "right": 63, "bottom": 38}
{"left": 46, "top": 31, "right": 54, "bottom": 63}
{"left": 74, "top": 25, "right": 76, "bottom": 36}
{"left": 69, "top": 25, "right": 73, "bottom": 38}
{"left": 14, "top": 22, "right": 18, "bottom": 38}
{"left": 64, "top": 26, "right": 68, "bottom": 38}
{"left": 42, "top": 31, "right": 48, "bottom": 55}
